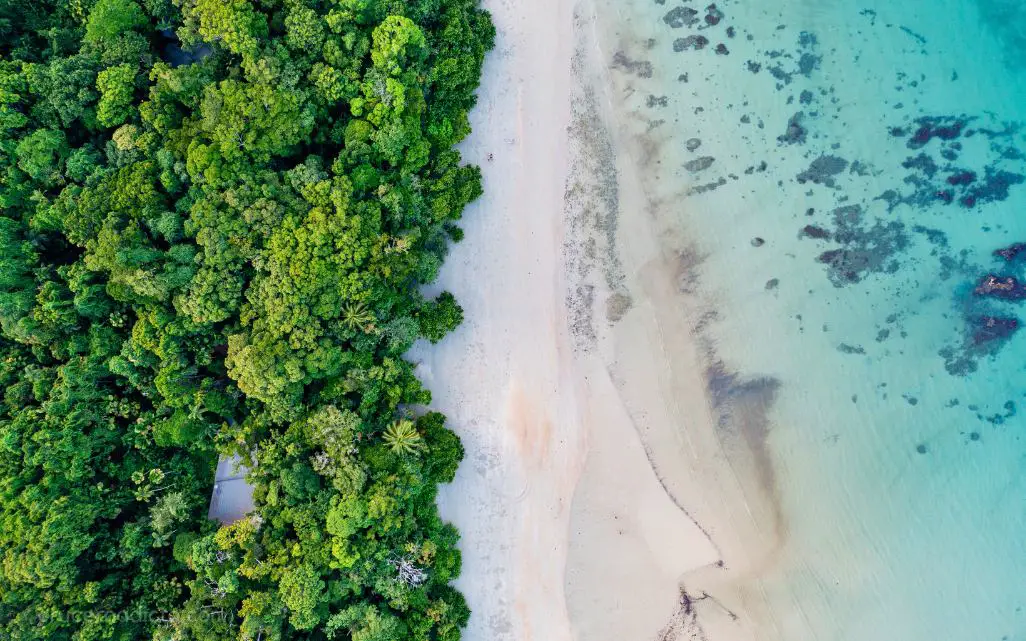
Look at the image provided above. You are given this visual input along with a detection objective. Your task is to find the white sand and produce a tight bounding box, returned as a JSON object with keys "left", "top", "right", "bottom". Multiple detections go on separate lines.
{"left": 413, "top": 1, "right": 776, "bottom": 640}
{"left": 409, "top": 0, "right": 581, "bottom": 639}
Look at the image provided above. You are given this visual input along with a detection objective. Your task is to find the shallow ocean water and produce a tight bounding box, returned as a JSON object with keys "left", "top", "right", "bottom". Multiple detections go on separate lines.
{"left": 594, "top": 0, "right": 1026, "bottom": 639}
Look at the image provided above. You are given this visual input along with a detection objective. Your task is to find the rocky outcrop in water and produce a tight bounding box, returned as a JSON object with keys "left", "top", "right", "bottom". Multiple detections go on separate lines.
{"left": 994, "top": 242, "right": 1026, "bottom": 262}
{"left": 974, "top": 274, "right": 1026, "bottom": 300}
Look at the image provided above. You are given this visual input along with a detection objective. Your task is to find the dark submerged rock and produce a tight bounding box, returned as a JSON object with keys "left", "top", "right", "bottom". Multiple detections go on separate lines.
{"left": 814, "top": 205, "right": 910, "bottom": 286}
{"left": 912, "top": 225, "right": 948, "bottom": 247}
{"left": 959, "top": 169, "right": 1025, "bottom": 208}
{"left": 906, "top": 116, "right": 969, "bottom": 149}
{"left": 674, "top": 35, "right": 710, "bottom": 51}
{"left": 799, "top": 225, "right": 831, "bottom": 240}
{"left": 796, "top": 155, "right": 849, "bottom": 186}
{"left": 946, "top": 170, "right": 976, "bottom": 186}
{"left": 971, "top": 315, "right": 1020, "bottom": 345}
{"left": 798, "top": 31, "right": 818, "bottom": 48}
{"left": 684, "top": 156, "right": 715, "bottom": 172}
{"left": 837, "top": 343, "right": 865, "bottom": 355}
{"left": 974, "top": 274, "right": 1026, "bottom": 300}
{"left": 688, "top": 177, "right": 728, "bottom": 195}
{"left": 797, "top": 52, "right": 820, "bottom": 76}
{"left": 901, "top": 153, "right": 938, "bottom": 177}
{"left": 994, "top": 242, "right": 1026, "bottom": 262}
{"left": 705, "top": 4, "right": 724, "bottom": 25}
{"left": 664, "top": 7, "right": 700, "bottom": 28}
{"left": 778, "top": 112, "right": 806, "bottom": 145}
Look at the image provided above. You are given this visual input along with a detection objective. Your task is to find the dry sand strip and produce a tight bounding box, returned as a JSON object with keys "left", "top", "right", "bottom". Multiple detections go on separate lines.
{"left": 407, "top": 0, "right": 583, "bottom": 638}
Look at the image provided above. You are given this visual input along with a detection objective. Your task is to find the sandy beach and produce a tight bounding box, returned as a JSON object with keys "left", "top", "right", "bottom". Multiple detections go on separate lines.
{"left": 411, "top": 0, "right": 783, "bottom": 639}
{"left": 14, "top": 0, "right": 1024, "bottom": 636}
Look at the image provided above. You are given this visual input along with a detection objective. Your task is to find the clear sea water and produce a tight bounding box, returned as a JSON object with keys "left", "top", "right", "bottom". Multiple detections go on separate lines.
{"left": 592, "top": 0, "right": 1026, "bottom": 639}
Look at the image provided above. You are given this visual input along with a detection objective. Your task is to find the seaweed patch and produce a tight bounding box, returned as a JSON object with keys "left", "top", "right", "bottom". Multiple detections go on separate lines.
{"left": 663, "top": 6, "right": 700, "bottom": 29}
{"left": 674, "top": 35, "right": 710, "bottom": 51}
{"left": 796, "top": 155, "right": 848, "bottom": 187}
{"left": 885, "top": 113, "right": 1025, "bottom": 211}
{"left": 685, "top": 156, "right": 716, "bottom": 172}
{"left": 778, "top": 112, "right": 807, "bottom": 145}
{"left": 762, "top": 31, "right": 821, "bottom": 88}
{"left": 611, "top": 50, "right": 654, "bottom": 78}
{"left": 800, "top": 205, "right": 910, "bottom": 287}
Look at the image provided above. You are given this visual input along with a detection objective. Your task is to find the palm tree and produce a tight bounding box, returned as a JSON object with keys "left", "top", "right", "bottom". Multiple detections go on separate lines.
{"left": 382, "top": 420, "right": 425, "bottom": 455}
{"left": 342, "top": 300, "right": 376, "bottom": 333}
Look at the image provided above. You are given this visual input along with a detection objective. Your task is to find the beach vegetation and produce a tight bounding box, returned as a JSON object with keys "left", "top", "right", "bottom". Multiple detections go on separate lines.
{"left": 0, "top": 0, "right": 494, "bottom": 638}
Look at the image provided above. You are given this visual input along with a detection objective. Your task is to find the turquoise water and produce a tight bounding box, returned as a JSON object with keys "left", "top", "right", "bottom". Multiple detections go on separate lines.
{"left": 596, "top": 0, "right": 1026, "bottom": 639}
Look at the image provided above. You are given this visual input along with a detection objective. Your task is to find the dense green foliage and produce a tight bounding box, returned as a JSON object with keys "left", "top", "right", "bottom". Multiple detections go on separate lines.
{"left": 0, "top": 0, "right": 493, "bottom": 638}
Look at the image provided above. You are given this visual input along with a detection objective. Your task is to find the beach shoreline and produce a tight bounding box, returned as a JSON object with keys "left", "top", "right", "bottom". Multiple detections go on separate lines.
{"left": 413, "top": 0, "right": 776, "bottom": 639}
{"left": 419, "top": 0, "right": 1026, "bottom": 639}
